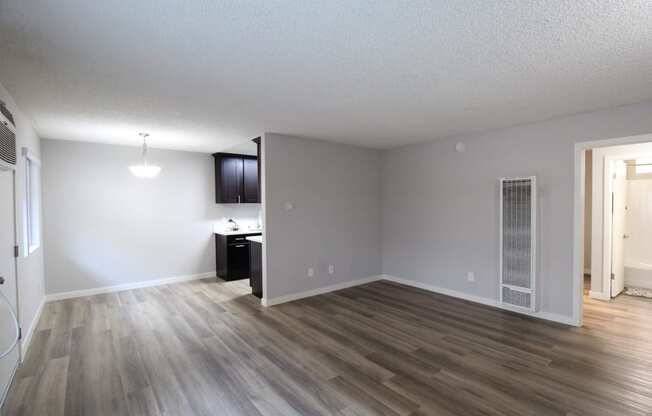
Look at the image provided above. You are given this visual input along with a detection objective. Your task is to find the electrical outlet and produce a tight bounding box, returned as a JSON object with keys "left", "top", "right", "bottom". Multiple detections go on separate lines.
{"left": 328, "top": 264, "right": 334, "bottom": 275}
{"left": 467, "top": 272, "right": 475, "bottom": 282}
{"left": 307, "top": 267, "right": 314, "bottom": 277}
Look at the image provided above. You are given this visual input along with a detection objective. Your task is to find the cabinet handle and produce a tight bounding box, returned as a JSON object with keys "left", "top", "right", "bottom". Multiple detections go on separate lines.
{"left": 238, "top": 195, "right": 241, "bottom": 203}
{"left": 235, "top": 244, "right": 246, "bottom": 248}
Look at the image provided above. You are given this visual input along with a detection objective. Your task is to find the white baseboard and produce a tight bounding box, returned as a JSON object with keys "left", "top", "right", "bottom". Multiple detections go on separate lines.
{"left": 382, "top": 275, "right": 579, "bottom": 327}
{"left": 20, "top": 296, "right": 45, "bottom": 362}
{"left": 42, "top": 271, "right": 579, "bottom": 326}
{"left": 44, "top": 271, "right": 216, "bottom": 302}
{"left": 589, "top": 290, "right": 611, "bottom": 301}
{"left": 624, "top": 268, "right": 652, "bottom": 290}
{"left": 261, "top": 275, "right": 382, "bottom": 307}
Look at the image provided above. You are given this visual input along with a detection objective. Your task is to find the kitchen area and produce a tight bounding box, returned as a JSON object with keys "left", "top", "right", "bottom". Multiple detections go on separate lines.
{"left": 212, "top": 137, "right": 264, "bottom": 299}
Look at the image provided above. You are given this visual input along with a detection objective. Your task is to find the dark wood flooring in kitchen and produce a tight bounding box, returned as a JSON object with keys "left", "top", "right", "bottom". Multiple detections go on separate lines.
{"left": 3, "top": 278, "right": 652, "bottom": 415}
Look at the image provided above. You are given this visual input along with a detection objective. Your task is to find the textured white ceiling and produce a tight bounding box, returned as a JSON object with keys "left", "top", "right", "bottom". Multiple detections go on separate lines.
{"left": 0, "top": 1, "right": 651, "bottom": 152}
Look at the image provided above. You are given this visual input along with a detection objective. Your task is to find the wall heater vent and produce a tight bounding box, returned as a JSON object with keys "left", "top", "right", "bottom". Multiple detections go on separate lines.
{"left": 0, "top": 108, "right": 17, "bottom": 166}
{"left": 499, "top": 176, "right": 536, "bottom": 311}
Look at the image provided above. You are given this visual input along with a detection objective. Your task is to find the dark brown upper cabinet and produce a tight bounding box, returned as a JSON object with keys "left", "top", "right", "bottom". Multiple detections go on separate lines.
{"left": 242, "top": 158, "right": 259, "bottom": 203}
{"left": 213, "top": 152, "right": 259, "bottom": 203}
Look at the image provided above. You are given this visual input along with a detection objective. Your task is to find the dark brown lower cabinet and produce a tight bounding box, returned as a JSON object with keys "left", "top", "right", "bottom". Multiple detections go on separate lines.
{"left": 249, "top": 241, "right": 262, "bottom": 298}
{"left": 215, "top": 233, "right": 261, "bottom": 281}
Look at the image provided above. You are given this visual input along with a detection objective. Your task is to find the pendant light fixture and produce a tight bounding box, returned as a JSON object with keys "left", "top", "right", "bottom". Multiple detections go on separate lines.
{"left": 129, "top": 132, "right": 161, "bottom": 178}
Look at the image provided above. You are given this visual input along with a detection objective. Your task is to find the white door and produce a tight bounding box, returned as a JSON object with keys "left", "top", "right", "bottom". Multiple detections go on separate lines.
{"left": 0, "top": 168, "right": 19, "bottom": 405}
{"left": 611, "top": 160, "right": 627, "bottom": 297}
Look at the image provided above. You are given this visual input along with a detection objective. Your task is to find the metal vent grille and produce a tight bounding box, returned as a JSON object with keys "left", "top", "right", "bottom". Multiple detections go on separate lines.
{"left": 0, "top": 121, "right": 16, "bottom": 166}
{"left": 499, "top": 177, "right": 536, "bottom": 311}
{"left": 0, "top": 103, "right": 15, "bottom": 127}
{"left": 502, "top": 286, "right": 531, "bottom": 309}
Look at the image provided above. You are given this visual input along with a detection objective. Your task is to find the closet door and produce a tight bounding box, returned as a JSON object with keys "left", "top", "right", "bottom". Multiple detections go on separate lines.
{"left": 610, "top": 160, "right": 627, "bottom": 297}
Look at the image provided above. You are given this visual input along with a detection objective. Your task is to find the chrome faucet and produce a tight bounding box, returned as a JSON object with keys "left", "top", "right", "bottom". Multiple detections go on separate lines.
{"left": 227, "top": 218, "right": 239, "bottom": 231}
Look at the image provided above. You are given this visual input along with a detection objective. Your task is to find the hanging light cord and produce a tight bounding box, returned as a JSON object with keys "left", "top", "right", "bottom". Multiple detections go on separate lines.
{"left": 140, "top": 133, "right": 150, "bottom": 166}
{"left": 0, "top": 288, "right": 19, "bottom": 359}
{"left": 141, "top": 139, "right": 148, "bottom": 165}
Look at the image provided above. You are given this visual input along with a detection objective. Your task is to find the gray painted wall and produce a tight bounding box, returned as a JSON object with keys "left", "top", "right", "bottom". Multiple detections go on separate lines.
{"left": 263, "top": 133, "right": 382, "bottom": 299}
{"left": 41, "top": 139, "right": 260, "bottom": 294}
{"left": 382, "top": 100, "right": 652, "bottom": 320}
{"left": 0, "top": 82, "right": 45, "bottom": 353}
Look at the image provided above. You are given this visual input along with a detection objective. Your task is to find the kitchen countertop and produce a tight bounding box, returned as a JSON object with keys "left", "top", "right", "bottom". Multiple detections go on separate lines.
{"left": 214, "top": 228, "right": 263, "bottom": 236}
{"left": 246, "top": 236, "right": 262, "bottom": 243}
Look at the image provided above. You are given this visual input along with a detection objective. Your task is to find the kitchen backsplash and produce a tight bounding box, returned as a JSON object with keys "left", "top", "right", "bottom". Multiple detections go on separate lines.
{"left": 213, "top": 206, "right": 262, "bottom": 233}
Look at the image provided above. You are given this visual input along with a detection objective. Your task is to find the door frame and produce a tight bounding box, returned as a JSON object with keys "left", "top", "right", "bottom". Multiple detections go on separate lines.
{"left": 573, "top": 133, "right": 652, "bottom": 326}
{"left": 0, "top": 159, "right": 21, "bottom": 407}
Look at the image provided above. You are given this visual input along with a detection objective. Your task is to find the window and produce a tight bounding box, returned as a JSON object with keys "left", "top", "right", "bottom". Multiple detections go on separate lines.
{"left": 22, "top": 148, "right": 41, "bottom": 255}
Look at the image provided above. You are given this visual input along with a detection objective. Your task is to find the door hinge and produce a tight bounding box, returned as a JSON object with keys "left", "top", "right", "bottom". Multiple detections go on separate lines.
{"left": 18, "top": 327, "right": 22, "bottom": 340}
{"left": 611, "top": 273, "right": 615, "bottom": 280}
{"left": 14, "top": 245, "right": 19, "bottom": 258}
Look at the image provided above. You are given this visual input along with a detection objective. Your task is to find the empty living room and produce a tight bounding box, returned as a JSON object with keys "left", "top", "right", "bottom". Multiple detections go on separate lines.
{"left": 1, "top": 1, "right": 652, "bottom": 415}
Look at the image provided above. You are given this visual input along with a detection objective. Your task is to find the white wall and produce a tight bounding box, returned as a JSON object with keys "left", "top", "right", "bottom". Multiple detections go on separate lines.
{"left": 0, "top": 82, "right": 45, "bottom": 353}
{"left": 625, "top": 179, "right": 652, "bottom": 270}
{"left": 263, "top": 133, "right": 382, "bottom": 300}
{"left": 624, "top": 178, "right": 652, "bottom": 289}
{"left": 382, "top": 100, "right": 652, "bottom": 322}
{"left": 41, "top": 139, "right": 260, "bottom": 294}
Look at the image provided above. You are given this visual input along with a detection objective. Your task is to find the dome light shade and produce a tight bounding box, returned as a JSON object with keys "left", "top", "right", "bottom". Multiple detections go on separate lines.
{"left": 129, "top": 164, "right": 161, "bottom": 178}
{"left": 130, "top": 133, "right": 161, "bottom": 178}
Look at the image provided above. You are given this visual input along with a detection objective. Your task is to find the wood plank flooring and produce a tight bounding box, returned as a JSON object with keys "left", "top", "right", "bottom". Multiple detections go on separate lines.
{"left": 2, "top": 277, "right": 652, "bottom": 415}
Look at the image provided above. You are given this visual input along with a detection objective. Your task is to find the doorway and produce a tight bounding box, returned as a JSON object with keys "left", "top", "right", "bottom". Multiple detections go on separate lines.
{"left": 580, "top": 139, "right": 652, "bottom": 309}
{"left": 0, "top": 166, "right": 19, "bottom": 406}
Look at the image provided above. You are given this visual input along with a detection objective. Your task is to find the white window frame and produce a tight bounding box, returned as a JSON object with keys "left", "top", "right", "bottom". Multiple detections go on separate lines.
{"left": 22, "top": 147, "right": 41, "bottom": 256}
